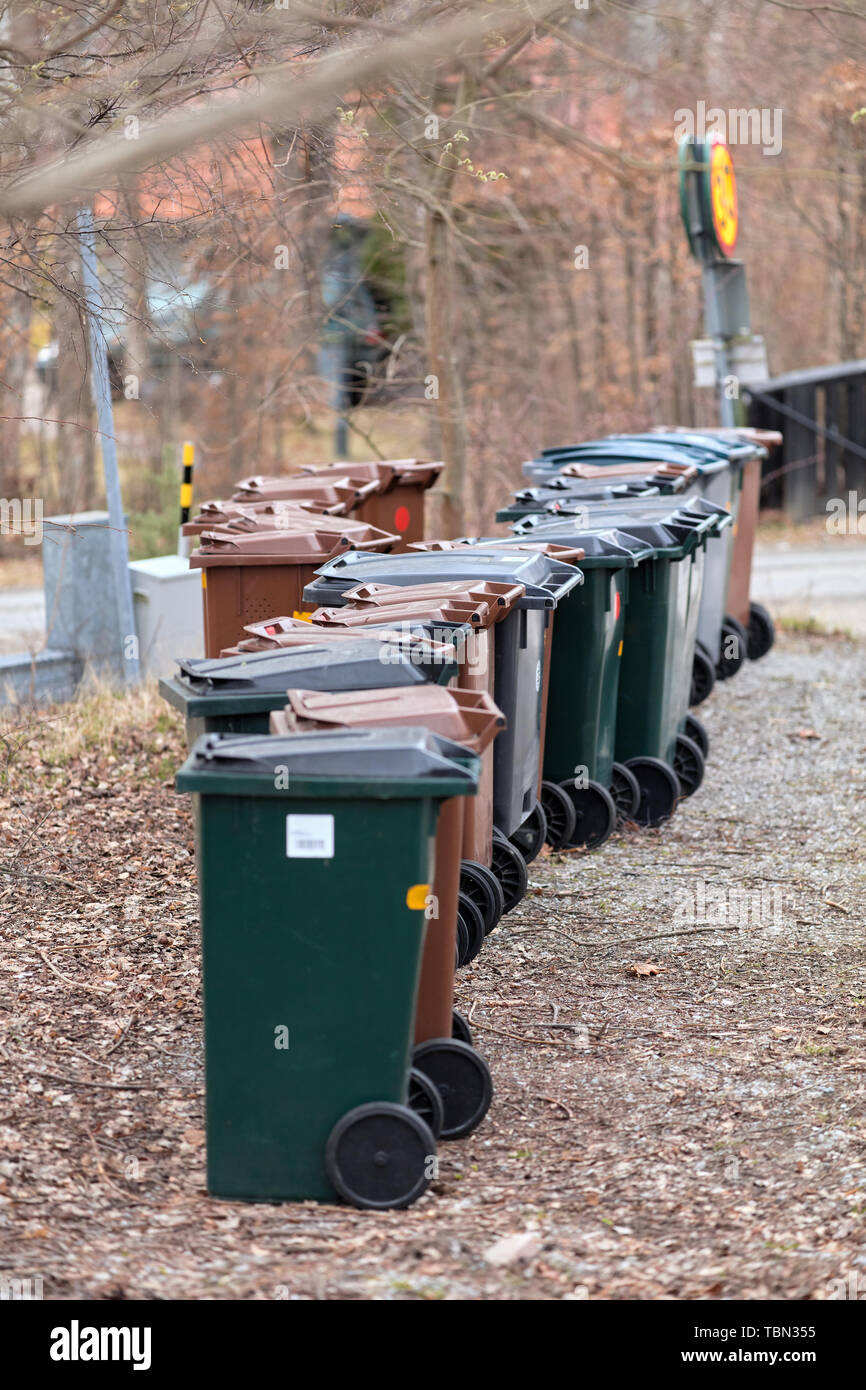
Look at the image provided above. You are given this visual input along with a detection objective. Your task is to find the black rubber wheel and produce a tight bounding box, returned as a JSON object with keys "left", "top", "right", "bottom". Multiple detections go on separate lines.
{"left": 325, "top": 1102, "right": 436, "bottom": 1210}
{"left": 412, "top": 1038, "right": 493, "bottom": 1140}
{"left": 459, "top": 860, "right": 505, "bottom": 935}
{"left": 407, "top": 1067, "right": 444, "bottom": 1140}
{"left": 540, "top": 779, "right": 578, "bottom": 849}
{"left": 559, "top": 778, "right": 617, "bottom": 849}
{"left": 690, "top": 642, "right": 716, "bottom": 706}
{"left": 455, "top": 915, "right": 469, "bottom": 969}
{"left": 673, "top": 732, "right": 706, "bottom": 797}
{"left": 490, "top": 831, "right": 529, "bottom": 913}
{"left": 456, "top": 891, "right": 486, "bottom": 966}
{"left": 509, "top": 800, "right": 548, "bottom": 864}
{"left": 747, "top": 601, "right": 775, "bottom": 660}
{"left": 451, "top": 1008, "right": 473, "bottom": 1046}
{"left": 610, "top": 761, "right": 640, "bottom": 821}
{"left": 716, "top": 614, "right": 748, "bottom": 681}
{"left": 624, "top": 756, "right": 682, "bottom": 827}
{"left": 683, "top": 713, "right": 709, "bottom": 759}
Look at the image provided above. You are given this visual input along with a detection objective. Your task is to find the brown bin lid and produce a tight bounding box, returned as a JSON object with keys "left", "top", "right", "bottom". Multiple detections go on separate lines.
{"left": 231, "top": 475, "right": 381, "bottom": 505}
{"left": 272, "top": 685, "right": 505, "bottom": 750}
{"left": 653, "top": 425, "right": 783, "bottom": 449}
{"left": 189, "top": 524, "right": 396, "bottom": 567}
{"left": 295, "top": 459, "right": 444, "bottom": 491}
{"left": 225, "top": 618, "right": 457, "bottom": 663}
{"left": 312, "top": 598, "right": 498, "bottom": 629}
{"left": 341, "top": 579, "right": 525, "bottom": 615}
{"left": 560, "top": 459, "right": 698, "bottom": 483}
{"left": 223, "top": 505, "right": 395, "bottom": 535}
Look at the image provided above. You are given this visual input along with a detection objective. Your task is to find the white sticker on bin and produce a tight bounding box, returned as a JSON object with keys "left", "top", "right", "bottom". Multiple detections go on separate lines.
{"left": 286, "top": 814, "right": 335, "bottom": 859}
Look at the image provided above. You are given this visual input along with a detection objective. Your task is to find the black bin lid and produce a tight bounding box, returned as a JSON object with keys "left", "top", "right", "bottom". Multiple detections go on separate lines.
{"left": 174, "top": 639, "right": 450, "bottom": 695}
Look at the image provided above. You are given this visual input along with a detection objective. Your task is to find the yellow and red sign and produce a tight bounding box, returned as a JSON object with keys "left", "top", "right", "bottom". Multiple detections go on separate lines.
{"left": 708, "top": 140, "right": 738, "bottom": 257}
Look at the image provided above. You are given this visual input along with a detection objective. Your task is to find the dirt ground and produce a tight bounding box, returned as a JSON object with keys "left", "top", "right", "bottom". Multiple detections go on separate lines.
{"left": 0, "top": 628, "right": 864, "bottom": 1301}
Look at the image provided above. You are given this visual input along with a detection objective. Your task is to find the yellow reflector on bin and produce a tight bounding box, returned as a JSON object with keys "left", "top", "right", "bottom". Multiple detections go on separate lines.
{"left": 406, "top": 883, "right": 430, "bottom": 910}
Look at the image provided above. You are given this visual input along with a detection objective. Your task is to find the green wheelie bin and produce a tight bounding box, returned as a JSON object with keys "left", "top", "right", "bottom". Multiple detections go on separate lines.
{"left": 515, "top": 503, "right": 728, "bottom": 826}
{"left": 429, "top": 532, "right": 656, "bottom": 847}
{"left": 176, "top": 725, "right": 479, "bottom": 1209}
{"left": 158, "top": 636, "right": 459, "bottom": 744}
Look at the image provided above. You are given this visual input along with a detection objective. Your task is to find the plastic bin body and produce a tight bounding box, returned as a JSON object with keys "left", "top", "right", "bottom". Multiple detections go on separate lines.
{"left": 644, "top": 430, "right": 771, "bottom": 630}
{"left": 613, "top": 532, "right": 705, "bottom": 766}
{"left": 190, "top": 526, "right": 399, "bottom": 657}
{"left": 301, "top": 550, "right": 583, "bottom": 836}
{"left": 727, "top": 451, "right": 761, "bottom": 629}
{"left": 177, "top": 726, "right": 476, "bottom": 1202}
{"left": 523, "top": 489, "right": 734, "bottom": 664}
{"left": 271, "top": 687, "right": 503, "bottom": 1044}
{"left": 159, "top": 637, "right": 459, "bottom": 744}
{"left": 515, "top": 507, "right": 725, "bottom": 764}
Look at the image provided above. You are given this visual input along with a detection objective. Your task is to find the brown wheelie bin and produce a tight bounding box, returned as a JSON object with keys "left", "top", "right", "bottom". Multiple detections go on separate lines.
{"left": 290, "top": 460, "right": 444, "bottom": 547}
{"left": 720, "top": 429, "right": 782, "bottom": 657}
{"left": 190, "top": 524, "right": 399, "bottom": 657}
{"left": 271, "top": 685, "right": 504, "bottom": 1140}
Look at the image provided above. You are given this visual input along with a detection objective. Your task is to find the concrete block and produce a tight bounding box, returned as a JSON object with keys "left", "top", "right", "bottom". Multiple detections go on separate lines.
{"left": 129, "top": 555, "right": 203, "bottom": 677}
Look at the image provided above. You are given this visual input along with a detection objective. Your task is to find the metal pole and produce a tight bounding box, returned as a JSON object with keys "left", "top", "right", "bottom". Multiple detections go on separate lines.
{"left": 701, "top": 263, "right": 737, "bottom": 429}
{"left": 177, "top": 439, "right": 195, "bottom": 558}
{"left": 77, "top": 205, "right": 140, "bottom": 683}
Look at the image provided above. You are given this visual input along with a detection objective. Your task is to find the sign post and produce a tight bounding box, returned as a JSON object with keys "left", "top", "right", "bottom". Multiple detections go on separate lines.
{"left": 679, "top": 137, "right": 759, "bottom": 426}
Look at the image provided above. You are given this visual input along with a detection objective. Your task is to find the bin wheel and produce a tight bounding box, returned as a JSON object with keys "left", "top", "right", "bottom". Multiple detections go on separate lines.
{"left": 490, "top": 832, "right": 529, "bottom": 913}
{"left": 690, "top": 643, "right": 716, "bottom": 706}
{"left": 624, "top": 757, "right": 681, "bottom": 828}
{"left": 610, "top": 761, "right": 640, "bottom": 821}
{"left": 509, "top": 800, "right": 548, "bottom": 864}
{"left": 716, "top": 615, "right": 748, "bottom": 681}
{"left": 455, "top": 916, "right": 470, "bottom": 969}
{"left": 684, "top": 713, "right": 709, "bottom": 760}
{"left": 459, "top": 860, "right": 505, "bottom": 935}
{"left": 412, "top": 1038, "right": 493, "bottom": 1140}
{"left": 452, "top": 1008, "right": 473, "bottom": 1046}
{"left": 325, "top": 1102, "right": 436, "bottom": 1210}
{"left": 408, "top": 1067, "right": 445, "bottom": 1140}
{"left": 456, "top": 892, "right": 486, "bottom": 967}
{"left": 540, "top": 779, "right": 578, "bottom": 849}
{"left": 747, "top": 601, "right": 775, "bottom": 660}
{"left": 559, "top": 778, "right": 617, "bottom": 850}
{"left": 673, "top": 733, "right": 706, "bottom": 798}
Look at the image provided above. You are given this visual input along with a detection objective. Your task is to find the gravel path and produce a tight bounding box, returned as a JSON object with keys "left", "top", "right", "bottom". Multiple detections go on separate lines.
{"left": 0, "top": 629, "right": 864, "bottom": 1300}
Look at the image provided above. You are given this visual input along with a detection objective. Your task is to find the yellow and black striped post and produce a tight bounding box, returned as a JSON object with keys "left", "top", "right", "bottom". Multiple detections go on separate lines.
{"left": 177, "top": 441, "right": 195, "bottom": 557}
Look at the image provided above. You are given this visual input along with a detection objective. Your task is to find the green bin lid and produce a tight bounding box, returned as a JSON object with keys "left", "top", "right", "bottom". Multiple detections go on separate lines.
{"left": 176, "top": 726, "right": 480, "bottom": 799}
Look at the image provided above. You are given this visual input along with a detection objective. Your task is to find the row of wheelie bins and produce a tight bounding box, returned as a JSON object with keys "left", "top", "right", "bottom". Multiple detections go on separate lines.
{"left": 160, "top": 431, "right": 778, "bottom": 1211}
